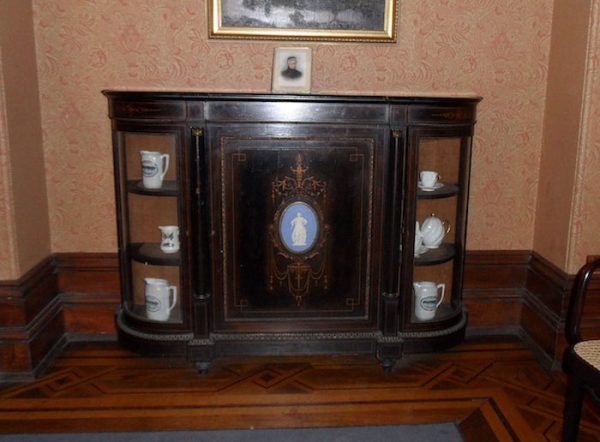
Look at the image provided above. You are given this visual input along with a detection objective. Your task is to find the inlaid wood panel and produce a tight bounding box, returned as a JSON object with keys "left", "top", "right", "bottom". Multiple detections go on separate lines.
{"left": 1, "top": 338, "right": 598, "bottom": 441}
{"left": 208, "top": 124, "right": 386, "bottom": 333}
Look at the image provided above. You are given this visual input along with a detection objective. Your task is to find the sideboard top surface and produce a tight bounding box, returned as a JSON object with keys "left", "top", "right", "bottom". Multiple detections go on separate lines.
{"left": 102, "top": 90, "right": 482, "bottom": 104}
{"left": 103, "top": 91, "right": 481, "bottom": 126}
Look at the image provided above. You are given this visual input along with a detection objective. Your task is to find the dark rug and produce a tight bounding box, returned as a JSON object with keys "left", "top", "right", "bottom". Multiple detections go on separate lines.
{"left": 0, "top": 424, "right": 463, "bottom": 441}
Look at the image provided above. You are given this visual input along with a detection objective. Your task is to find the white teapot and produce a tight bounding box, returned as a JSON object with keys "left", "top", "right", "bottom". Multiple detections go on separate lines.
{"left": 421, "top": 214, "right": 451, "bottom": 249}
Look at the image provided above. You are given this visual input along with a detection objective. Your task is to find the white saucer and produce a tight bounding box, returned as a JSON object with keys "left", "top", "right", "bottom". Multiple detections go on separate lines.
{"left": 414, "top": 245, "right": 429, "bottom": 257}
{"left": 418, "top": 182, "right": 444, "bottom": 192}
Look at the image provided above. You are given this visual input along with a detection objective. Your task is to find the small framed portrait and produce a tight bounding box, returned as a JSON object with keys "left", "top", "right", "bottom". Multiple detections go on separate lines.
{"left": 272, "top": 47, "right": 312, "bottom": 94}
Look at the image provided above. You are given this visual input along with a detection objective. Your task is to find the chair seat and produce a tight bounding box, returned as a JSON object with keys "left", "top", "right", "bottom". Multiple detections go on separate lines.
{"left": 574, "top": 340, "right": 600, "bottom": 369}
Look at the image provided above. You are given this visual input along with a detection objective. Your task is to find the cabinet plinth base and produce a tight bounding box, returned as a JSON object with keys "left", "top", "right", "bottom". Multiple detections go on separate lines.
{"left": 116, "top": 310, "right": 468, "bottom": 372}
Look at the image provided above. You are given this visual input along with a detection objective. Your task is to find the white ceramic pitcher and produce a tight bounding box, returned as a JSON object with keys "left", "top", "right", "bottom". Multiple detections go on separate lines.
{"left": 413, "top": 281, "right": 445, "bottom": 321}
{"left": 140, "top": 151, "right": 169, "bottom": 189}
{"left": 144, "top": 278, "right": 177, "bottom": 321}
{"left": 159, "top": 225, "right": 180, "bottom": 254}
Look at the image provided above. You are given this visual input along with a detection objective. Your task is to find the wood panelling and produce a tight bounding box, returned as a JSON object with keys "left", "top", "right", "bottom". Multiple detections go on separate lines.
{"left": 62, "top": 293, "right": 119, "bottom": 336}
{"left": 0, "top": 254, "right": 119, "bottom": 379}
{"left": 55, "top": 253, "right": 120, "bottom": 336}
{"left": 519, "top": 252, "right": 600, "bottom": 368}
{"left": 54, "top": 253, "right": 120, "bottom": 294}
{"left": 463, "top": 251, "right": 529, "bottom": 330}
{"left": 2, "top": 250, "right": 600, "bottom": 379}
{"left": 521, "top": 252, "right": 600, "bottom": 367}
{"left": 0, "top": 257, "right": 63, "bottom": 379}
{"left": 0, "top": 257, "right": 58, "bottom": 327}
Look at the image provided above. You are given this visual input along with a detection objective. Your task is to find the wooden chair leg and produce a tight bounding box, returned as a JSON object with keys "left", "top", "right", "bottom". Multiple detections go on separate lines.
{"left": 562, "top": 375, "right": 585, "bottom": 442}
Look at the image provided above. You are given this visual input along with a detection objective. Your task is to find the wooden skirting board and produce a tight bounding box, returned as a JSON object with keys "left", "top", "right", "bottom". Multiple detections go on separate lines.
{"left": 1, "top": 250, "right": 597, "bottom": 380}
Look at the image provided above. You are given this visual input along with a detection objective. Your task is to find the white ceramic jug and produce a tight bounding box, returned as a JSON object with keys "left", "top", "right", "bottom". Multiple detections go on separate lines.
{"left": 159, "top": 225, "right": 180, "bottom": 254}
{"left": 144, "top": 278, "right": 177, "bottom": 321}
{"left": 413, "top": 281, "right": 445, "bottom": 320}
{"left": 140, "top": 151, "right": 169, "bottom": 189}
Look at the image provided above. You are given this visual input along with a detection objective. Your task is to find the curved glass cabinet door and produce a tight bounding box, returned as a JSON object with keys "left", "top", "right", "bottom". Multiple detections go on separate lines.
{"left": 115, "top": 130, "right": 184, "bottom": 325}
{"left": 406, "top": 128, "right": 472, "bottom": 328}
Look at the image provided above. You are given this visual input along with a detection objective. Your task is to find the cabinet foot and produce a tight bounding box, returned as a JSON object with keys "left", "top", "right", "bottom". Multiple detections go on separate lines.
{"left": 380, "top": 359, "right": 396, "bottom": 373}
{"left": 195, "top": 361, "right": 211, "bottom": 375}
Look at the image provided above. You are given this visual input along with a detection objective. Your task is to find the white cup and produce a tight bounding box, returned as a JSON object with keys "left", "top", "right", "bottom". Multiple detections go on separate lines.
{"left": 144, "top": 278, "right": 177, "bottom": 321}
{"left": 419, "top": 171, "right": 439, "bottom": 188}
{"left": 140, "top": 151, "right": 169, "bottom": 189}
{"left": 413, "top": 281, "right": 445, "bottom": 321}
{"left": 159, "top": 225, "right": 180, "bottom": 254}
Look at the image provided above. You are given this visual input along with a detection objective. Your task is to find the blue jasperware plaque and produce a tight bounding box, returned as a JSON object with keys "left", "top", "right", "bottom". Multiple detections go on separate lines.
{"left": 279, "top": 201, "right": 319, "bottom": 254}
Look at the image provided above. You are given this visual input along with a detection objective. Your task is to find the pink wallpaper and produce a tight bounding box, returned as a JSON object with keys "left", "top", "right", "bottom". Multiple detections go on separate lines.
{"left": 0, "top": 53, "right": 18, "bottom": 280}
{"left": 568, "top": 1, "right": 600, "bottom": 274}
{"left": 32, "top": 0, "right": 554, "bottom": 253}
{"left": 533, "top": 0, "right": 591, "bottom": 271}
{"left": 0, "top": 0, "right": 51, "bottom": 280}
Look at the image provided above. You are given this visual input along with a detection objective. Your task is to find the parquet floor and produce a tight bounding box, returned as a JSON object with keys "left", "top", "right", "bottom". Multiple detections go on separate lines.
{"left": 0, "top": 336, "right": 599, "bottom": 441}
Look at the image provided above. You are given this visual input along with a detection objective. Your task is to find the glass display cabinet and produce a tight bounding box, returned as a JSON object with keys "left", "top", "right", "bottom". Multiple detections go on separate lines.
{"left": 112, "top": 118, "right": 195, "bottom": 356}
{"left": 402, "top": 129, "right": 473, "bottom": 346}
{"left": 105, "top": 92, "right": 480, "bottom": 370}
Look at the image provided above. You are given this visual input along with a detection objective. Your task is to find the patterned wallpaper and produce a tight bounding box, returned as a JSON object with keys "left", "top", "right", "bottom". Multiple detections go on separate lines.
{"left": 0, "top": 52, "right": 18, "bottom": 280}
{"left": 31, "top": 0, "right": 554, "bottom": 253}
{"left": 568, "top": 0, "right": 600, "bottom": 274}
{"left": 0, "top": 0, "right": 51, "bottom": 280}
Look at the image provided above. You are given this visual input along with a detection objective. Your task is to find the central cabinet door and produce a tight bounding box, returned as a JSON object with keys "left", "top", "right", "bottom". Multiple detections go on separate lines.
{"left": 208, "top": 124, "right": 387, "bottom": 333}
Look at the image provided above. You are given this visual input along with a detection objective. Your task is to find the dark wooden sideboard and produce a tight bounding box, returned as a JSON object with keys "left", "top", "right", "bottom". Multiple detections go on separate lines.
{"left": 103, "top": 91, "right": 480, "bottom": 371}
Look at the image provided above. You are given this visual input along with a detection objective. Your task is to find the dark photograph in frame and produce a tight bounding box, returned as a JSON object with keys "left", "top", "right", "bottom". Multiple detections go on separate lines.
{"left": 271, "top": 47, "right": 312, "bottom": 94}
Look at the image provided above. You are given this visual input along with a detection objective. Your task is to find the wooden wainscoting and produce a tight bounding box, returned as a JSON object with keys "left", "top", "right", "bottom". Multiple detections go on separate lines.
{"left": 1, "top": 250, "right": 599, "bottom": 379}
{"left": 0, "top": 254, "right": 120, "bottom": 382}
{"left": 463, "top": 250, "right": 530, "bottom": 333}
{"left": 0, "top": 257, "right": 63, "bottom": 380}
{"left": 55, "top": 253, "right": 120, "bottom": 337}
{"left": 523, "top": 252, "right": 600, "bottom": 369}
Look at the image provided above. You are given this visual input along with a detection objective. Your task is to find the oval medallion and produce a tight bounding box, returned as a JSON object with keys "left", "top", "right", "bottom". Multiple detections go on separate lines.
{"left": 279, "top": 201, "right": 319, "bottom": 254}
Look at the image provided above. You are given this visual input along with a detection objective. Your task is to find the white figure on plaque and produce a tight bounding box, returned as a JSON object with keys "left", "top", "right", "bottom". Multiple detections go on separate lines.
{"left": 291, "top": 212, "right": 308, "bottom": 246}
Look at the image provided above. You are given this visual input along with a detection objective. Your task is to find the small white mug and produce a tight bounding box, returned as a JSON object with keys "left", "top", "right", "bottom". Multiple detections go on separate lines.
{"left": 144, "top": 278, "right": 177, "bottom": 321}
{"left": 419, "top": 170, "right": 439, "bottom": 188}
{"left": 159, "top": 225, "right": 180, "bottom": 254}
{"left": 140, "top": 151, "right": 169, "bottom": 189}
{"left": 413, "top": 281, "right": 445, "bottom": 321}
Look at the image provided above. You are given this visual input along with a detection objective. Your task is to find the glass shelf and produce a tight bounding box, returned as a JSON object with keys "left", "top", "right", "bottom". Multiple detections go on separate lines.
{"left": 415, "top": 243, "right": 455, "bottom": 266}
{"left": 127, "top": 180, "right": 178, "bottom": 196}
{"left": 417, "top": 182, "right": 459, "bottom": 199}
{"left": 410, "top": 303, "right": 456, "bottom": 323}
{"left": 128, "top": 303, "right": 183, "bottom": 324}
{"left": 130, "top": 243, "right": 181, "bottom": 266}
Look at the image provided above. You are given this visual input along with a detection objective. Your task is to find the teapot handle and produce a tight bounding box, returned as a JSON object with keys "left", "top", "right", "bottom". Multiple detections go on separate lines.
{"left": 442, "top": 219, "right": 451, "bottom": 235}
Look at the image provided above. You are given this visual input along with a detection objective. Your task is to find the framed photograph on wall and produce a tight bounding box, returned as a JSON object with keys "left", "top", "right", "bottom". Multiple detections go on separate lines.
{"left": 209, "top": 0, "right": 398, "bottom": 43}
{"left": 272, "top": 47, "right": 312, "bottom": 94}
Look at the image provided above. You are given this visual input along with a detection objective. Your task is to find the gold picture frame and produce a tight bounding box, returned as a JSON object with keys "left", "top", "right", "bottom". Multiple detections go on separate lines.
{"left": 208, "top": 0, "right": 398, "bottom": 43}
